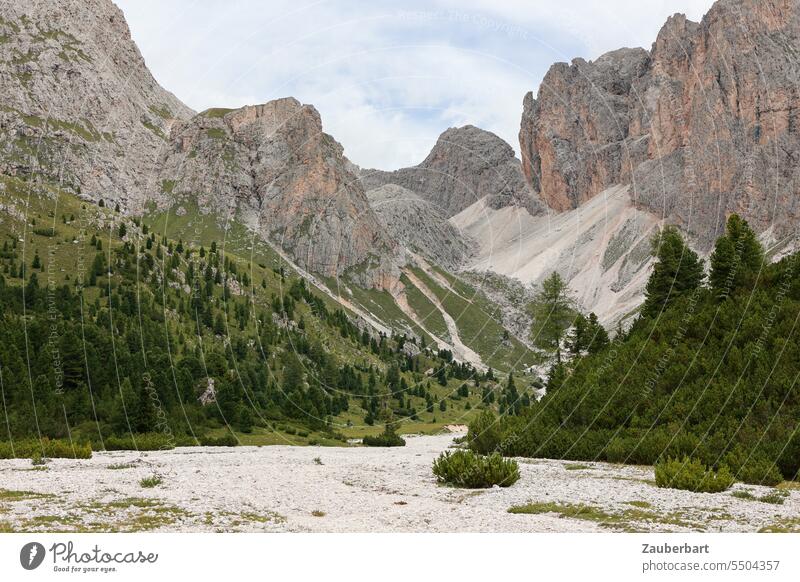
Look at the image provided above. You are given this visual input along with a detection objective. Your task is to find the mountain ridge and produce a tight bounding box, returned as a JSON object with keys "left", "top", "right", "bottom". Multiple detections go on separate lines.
{"left": 519, "top": 0, "right": 800, "bottom": 249}
{"left": 361, "top": 125, "right": 543, "bottom": 218}
{"left": 156, "top": 98, "right": 401, "bottom": 287}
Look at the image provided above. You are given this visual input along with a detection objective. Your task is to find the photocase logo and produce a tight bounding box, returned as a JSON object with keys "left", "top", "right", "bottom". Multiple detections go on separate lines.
{"left": 20, "top": 542, "right": 46, "bottom": 570}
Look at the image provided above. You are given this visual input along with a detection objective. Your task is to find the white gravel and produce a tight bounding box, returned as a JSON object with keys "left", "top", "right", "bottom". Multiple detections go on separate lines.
{"left": 1, "top": 433, "right": 797, "bottom": 532}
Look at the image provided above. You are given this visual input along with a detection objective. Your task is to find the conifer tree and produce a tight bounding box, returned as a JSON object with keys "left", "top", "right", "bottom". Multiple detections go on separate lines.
{"left": 531, "top": 271, "right": 575, "bottom": 362}
{"left": 586, "top": 312, "right": 609, "bottom": 354}
{"left": 709, "top": 214, "right": 764, "bottom": 299}
{"left": 642, "top": 226, "right": 704, "bottom": 317}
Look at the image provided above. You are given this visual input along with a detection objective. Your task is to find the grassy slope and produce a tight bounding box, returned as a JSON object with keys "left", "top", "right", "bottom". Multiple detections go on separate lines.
{"left": 0, "top": 189, "right": 492, "bottom": 444}
{"left": 399, "top": 272, "right": 450, "bottom": 341}
{"left": 407, "top": 265, "right": 540, "bottom": 372}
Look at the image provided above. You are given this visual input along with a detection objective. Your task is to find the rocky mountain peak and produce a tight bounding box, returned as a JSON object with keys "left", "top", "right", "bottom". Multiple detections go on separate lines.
{"left": 366, "top": 183, "right": 475, "bottom": 270}
{"left": 158, "top": 98, "right": 400, "bottom": 286}
{"left": 519, "top": 0, "right": 800, "bottom": 249}
{"left": 0, "top": 0, "right": 193, "bottom": 209}
{"left": 362, "top": 124, "right": 542, "bottom": 218}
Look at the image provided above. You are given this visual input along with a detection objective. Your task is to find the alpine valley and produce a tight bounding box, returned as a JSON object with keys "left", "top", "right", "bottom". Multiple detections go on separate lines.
{"left": 0, "top": 0, "right": 798, "bottom": 534}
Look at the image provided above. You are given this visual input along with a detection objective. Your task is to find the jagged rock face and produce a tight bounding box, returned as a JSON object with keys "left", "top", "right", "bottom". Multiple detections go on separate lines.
{"left": 520, "top": 0, "right": 800, "bottom": 248}
{"left": 367, "top": 184, "right": 475, "bottom": 270}
{"left": 0, "top": 0, "right": 193, "bottom": 209}
{"left": 519, "top": 48, "right": 651, "bottom": 213}
{"left": 362, "top": 125, "right": 543, "bottom": 218}
{"left": 158, "top": 98, "right": 399, "bottom": 285}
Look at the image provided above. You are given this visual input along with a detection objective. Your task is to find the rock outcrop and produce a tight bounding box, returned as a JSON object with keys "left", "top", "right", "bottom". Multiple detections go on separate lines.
{"left": 157, "top": 99, "right": 399, "bottom": 285}
{"left": 363, "top": 125, "right": 543, "bottom": 218}
{"left": 520, "top": 0, "right": 800, "bottom": 248}
{"left": 0, "top": 0, "right": 193, "bottom": 209}
{"left": 367, "top": 184, "right": 475, "bottom": 270}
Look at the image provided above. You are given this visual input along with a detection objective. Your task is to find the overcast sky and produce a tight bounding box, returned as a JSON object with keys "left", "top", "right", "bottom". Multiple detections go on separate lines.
{"left": 115, "top": 0, "right": 715, "bottom": 170}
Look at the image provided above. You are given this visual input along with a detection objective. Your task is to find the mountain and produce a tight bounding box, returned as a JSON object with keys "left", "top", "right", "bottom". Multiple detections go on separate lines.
{"left": 0, "top": 1, "right": 399, "bottom": 289}
{"left": 156, "top": 99, "right": 400, "bottom": 287}
{"left": 362, "top": 125, "right": 543, "bottom": 217}
{"left": 366, "top": 184, "right": 475, "bottom": 270}
{"left": 0, "top": 0, "right": 193, "bottom": 210}
{"left": 520, "top": 0, "right": 800, "bottom": 250}
{"left": 0, "top": 0, "right": 538, "bottom": 373}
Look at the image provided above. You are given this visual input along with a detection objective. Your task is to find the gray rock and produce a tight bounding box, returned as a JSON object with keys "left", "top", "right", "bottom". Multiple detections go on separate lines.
{"left": 0, "top": 0, "right": 193, "bottom": 209}
{"left": 362, "top": 125, "right": 543, "bottom": 218}
{"left": 366, "top": 184, "right": 475, "bottom": 270}
{"left": 156, "top": 99, "right": 401, "bottom": 287}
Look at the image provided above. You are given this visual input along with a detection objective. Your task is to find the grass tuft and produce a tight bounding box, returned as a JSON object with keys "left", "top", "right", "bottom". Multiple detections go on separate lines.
{"left": 139, "top": 475, "right": 163, "bottom": 489}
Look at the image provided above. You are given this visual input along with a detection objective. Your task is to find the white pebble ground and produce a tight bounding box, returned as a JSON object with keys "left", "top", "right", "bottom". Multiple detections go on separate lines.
{"left": 1, "top": 433, "right": 797, "bottom": 532}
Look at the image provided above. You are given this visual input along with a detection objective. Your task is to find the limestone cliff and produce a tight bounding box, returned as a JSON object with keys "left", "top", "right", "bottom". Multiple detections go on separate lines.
{"left": 363, "top": 125, "right": 543, "bottom": 218}
{"left": 520, "top": 0, "right": 800, "bottom": 248}
{"left": 366, "top": 183, "right": 475, "bottom": 270}
{"left": 0, "top": 0, "right": 193, "bottom": 209}
{"left": 157, "top": 99, "right": 399, "bottom": 285}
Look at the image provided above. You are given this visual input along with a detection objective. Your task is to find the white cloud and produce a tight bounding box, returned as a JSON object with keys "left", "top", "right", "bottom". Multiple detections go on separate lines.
{"left": 116, "top": 0, "right": 716, "bottom": 169}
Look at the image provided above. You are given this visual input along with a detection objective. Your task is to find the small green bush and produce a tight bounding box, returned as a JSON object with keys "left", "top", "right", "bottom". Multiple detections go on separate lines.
{"left": 654, "top": 457, "right": 734, "bottom": 493}
{"left": 362, "top": 423, "right": 406, "bottom": 447}
{"left": 104, "top": 433, "right": 175, "bottom": 451}
{"left": 0, "top": 438, "right": 91, "bottom": 459}
{"left": 139, "top": 475, "right": 163, "bottom": 488}
{"left": 432, "top": 450, "right": 520, "bottom": 488}
{"left": 733, "top": 458, "right": 783, "bottom": 486}
{"left": 362, "top": 432, "right": 406, "bottom": 447}
{"left": 732, "top": 488, "right": 788, "bottom": 505}
{"left": 758, "top": 491, "right": 789, "bottom": 505}
{"left": 198, "top": 434, "right": 238, "bottom": 447}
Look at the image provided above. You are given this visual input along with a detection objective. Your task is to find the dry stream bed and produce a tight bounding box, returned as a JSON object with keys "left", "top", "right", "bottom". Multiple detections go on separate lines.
{"left": 1, "top": 434, "right": 797, "bottom": 533}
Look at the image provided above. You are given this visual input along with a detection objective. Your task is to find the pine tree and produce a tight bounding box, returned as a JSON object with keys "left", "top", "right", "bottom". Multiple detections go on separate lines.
{"left": 24, "top": 272, "right": 39, "bottom": 308}
{"left": 530, "top": 271, "right": 575, "bottom": 362}
{"left": 570, "top": 313, "right": 589, "bottom": 354}
{"left": 642, "top": 226, "right": 704, "bottom": 317}
{"left": 709, "top": 214, "right": 764, "bottom": 299}
{"left": 112, "top": 378, "right": 137, "bottom": 433}
{"left": 546, "top": 361, "right": 568, "bottom": 393}
{"left": 586, "top": 312, "right": 609, "bottom": 353}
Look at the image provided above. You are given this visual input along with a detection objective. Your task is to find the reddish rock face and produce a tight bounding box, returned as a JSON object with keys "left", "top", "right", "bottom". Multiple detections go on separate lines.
{"left": 520, "top": 0, "right": 800, "bottom": 248}
{"left": 158, "top": 98, "right": 399, "bottom": 286}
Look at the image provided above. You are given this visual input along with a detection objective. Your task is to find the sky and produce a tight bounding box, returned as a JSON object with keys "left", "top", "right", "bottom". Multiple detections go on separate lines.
{"left": 115, "top": 0, "right": 715, "bottom": 170}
